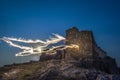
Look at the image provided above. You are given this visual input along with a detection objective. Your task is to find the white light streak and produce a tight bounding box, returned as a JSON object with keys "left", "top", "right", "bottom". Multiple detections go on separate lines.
{"left": 1, "top": 34, "right": 65, "bottom": 57}
{"left": 1, "top": 34, "right": 79, "bottom": 57}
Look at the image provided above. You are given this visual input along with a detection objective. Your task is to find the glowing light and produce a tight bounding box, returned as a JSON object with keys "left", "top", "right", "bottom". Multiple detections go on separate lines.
{"left": 1, "top": 34, "right": 79, "bottom": 57}
{"left": 4, "top": 37, "right": 46, "bottom": 44}
{"left": 2, "top": 38, "right": 32, "bottom": 50}
{"left": 1, "top": 34, "right": 65, "bottom": 57}
{"left": 65, "top": 44, "right": 79, "bottom": 49}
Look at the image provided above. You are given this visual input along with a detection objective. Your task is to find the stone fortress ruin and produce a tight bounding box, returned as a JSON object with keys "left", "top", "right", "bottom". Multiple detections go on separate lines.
{"left": 65, "top": 27, "right": 106, "bottom": 59}
{"left": 40, "top": 27, "right": 119, "bottom": 74}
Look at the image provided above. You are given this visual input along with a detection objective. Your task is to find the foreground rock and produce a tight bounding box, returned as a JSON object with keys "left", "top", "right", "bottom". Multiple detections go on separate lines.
{"left": 0, "top": 60, "right": 120, "bottom": 80}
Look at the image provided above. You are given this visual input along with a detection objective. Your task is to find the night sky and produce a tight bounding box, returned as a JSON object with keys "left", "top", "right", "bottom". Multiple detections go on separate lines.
{"left": 0, "top": 0, "right": 120, "bottom": 67}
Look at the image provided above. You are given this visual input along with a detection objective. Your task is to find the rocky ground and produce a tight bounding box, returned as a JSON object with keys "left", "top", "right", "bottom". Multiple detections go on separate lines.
{"left": 0, "top": 59, "right": 120, "bottom": 80}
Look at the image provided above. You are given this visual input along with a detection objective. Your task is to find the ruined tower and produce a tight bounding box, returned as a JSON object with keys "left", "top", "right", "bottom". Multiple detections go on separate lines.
{"left": 66, "top": 27, "right": 97, "bottom": 59}
{"left": 65, "top": 27, "right": 119, "bottom": 74}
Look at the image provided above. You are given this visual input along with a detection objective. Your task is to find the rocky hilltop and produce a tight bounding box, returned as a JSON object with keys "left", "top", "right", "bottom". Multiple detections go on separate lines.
{"left": 0, "top": 27, "right": 120, "bottom": 80}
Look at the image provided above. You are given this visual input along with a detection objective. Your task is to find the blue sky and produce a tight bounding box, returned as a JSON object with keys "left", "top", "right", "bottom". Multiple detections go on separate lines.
{"left": 0, "top": 0, "right": 120, "bottom": 67}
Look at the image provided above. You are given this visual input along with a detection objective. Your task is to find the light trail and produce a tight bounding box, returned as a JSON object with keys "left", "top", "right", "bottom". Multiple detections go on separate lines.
{"left": 1, "top": 34, "right": 65, "bottom": 56}
{"left": 1, "top": 34, "right": 79, "bottom": 57}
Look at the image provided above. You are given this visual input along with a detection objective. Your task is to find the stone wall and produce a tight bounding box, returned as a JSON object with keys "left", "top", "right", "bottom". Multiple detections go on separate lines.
{"left": 66, "top": 27, "right": 94, "bottom": 59}
{"left": 93, "top": 42, "right": 107, "bottom": 58}
{"left": 40, "top": 49, "right": 65, "bottom": 61}
{"left": 65, "top": 27, "right": 107, "bottom": 59}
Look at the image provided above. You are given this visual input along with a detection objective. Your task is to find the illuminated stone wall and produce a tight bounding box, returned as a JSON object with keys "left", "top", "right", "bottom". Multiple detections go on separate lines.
{"left": 65, "top": 27, "right": 106, "bottom": 59}
{"left": 66, "top": 27, "right": 93, "bottom": 59}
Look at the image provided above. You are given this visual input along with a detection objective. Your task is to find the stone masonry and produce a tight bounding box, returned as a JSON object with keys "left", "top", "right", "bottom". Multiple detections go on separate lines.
{"left": 65, "top": 27, "right": 107, "bottom": 59}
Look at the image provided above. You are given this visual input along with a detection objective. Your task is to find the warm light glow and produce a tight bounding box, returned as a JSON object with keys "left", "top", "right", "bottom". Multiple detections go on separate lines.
{"left": 65, "top": 44, "right": 79, "bottom": 49}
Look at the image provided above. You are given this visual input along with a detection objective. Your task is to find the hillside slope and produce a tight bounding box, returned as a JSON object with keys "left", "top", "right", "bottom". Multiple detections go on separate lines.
{"left": 0, "top": 59, "right": 120, "bottom": 80}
